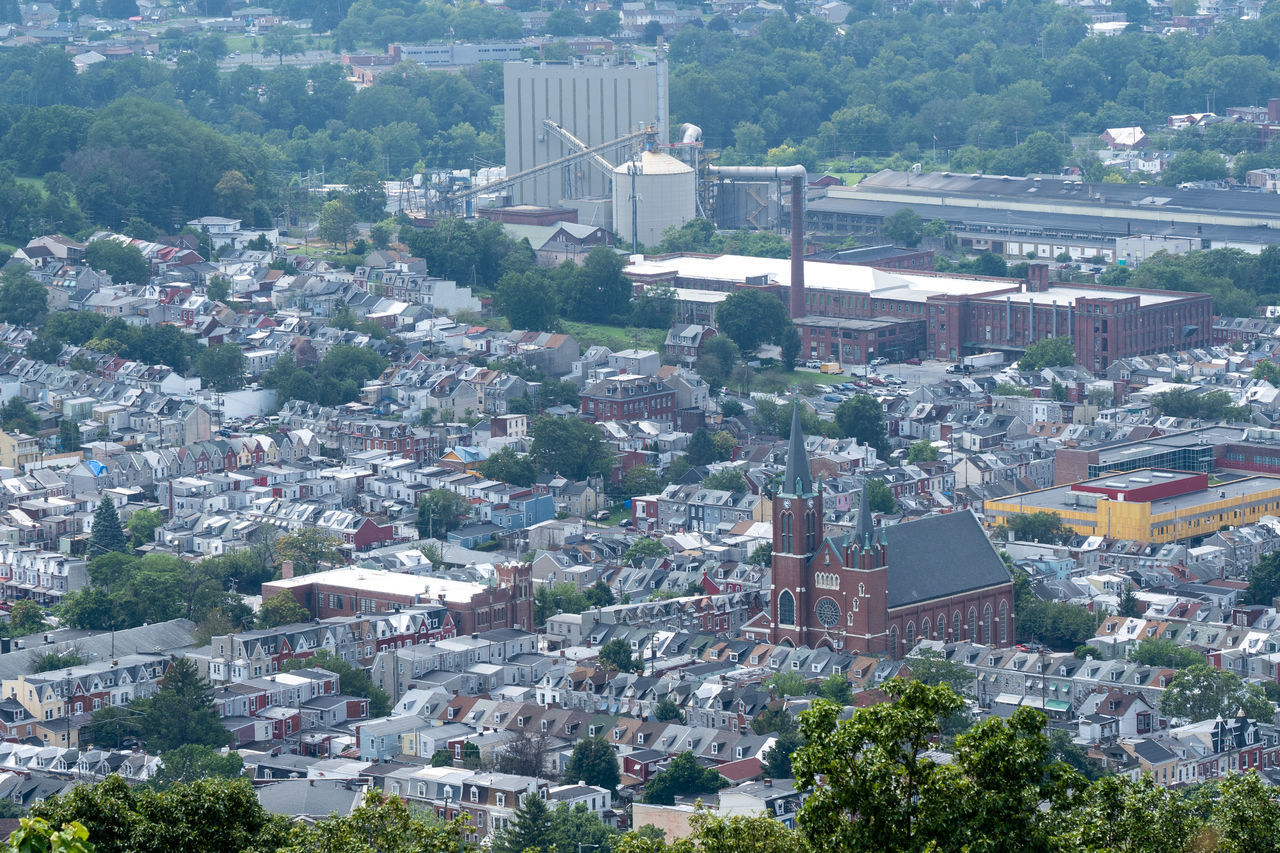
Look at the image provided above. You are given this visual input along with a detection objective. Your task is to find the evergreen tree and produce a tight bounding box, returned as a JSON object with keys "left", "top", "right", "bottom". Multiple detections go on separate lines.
{"left": 491, "top": 790, "right": 553, "bottom": 853}
{"left": 59, "top": 420, "right": 81, "bottom": 452}
{"left": 89, "top": 498, "right": 127, "bottom": 555}
{"left": 136, "top": 658, "right": 232, "bottom": 753}
{"left": 562, "top": 734, "right": 620, "bottom": 791}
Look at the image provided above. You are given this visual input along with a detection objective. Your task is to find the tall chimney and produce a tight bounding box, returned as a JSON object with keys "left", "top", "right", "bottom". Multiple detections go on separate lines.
{"left": 790, "top": 175, "right": 805, "bottom": 319}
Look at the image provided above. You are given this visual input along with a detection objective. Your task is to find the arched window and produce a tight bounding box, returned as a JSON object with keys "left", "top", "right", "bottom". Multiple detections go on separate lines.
{"left": 983, "top": 603, "right": 993, "bottom": 645}
{"left": 905, "top": 621, "right": 915, "bottom": 650}
{"left": 999, "top": 599, "right": 1009, "bottom": 644}
{"left": 953, "top": 610, "right": 961, "bottom": 639}
{"left": 778, "top": 590, "right": 796, "bottom": 626}
{"left": 938, "top": 612, "right": 947, "bottom": 638}
{"left": 889, "top": 625, "right": 899, "bottom": 655}
{"left": 921, "top": 617, "right": 930, "bottom": 640}
{"left": 968, "top": 607, "right": 977, "bottom": 640}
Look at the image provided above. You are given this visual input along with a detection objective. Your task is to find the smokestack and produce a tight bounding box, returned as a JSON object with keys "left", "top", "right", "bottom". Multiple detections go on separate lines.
{"left": 790, "top": 176, "right": 805, "bottom": 319}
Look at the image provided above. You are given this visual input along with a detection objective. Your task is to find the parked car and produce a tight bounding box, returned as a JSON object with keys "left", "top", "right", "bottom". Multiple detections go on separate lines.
{"left": 905, "top": 357, "right": 921, "bottom": 365}
{"left": 805, "top": 360, "right": 822, "bottom": 369}
{"left": 868, "top": 377, "right": 886, "bottom": 386}
{"left": 870, "top": 357, "right": 889, "bottom": 366}
{"left": 822, "top": 394, "right": 844, "bottom": 403}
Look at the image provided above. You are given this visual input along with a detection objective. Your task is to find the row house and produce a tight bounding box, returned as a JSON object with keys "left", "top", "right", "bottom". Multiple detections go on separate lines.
{"left": 0, "top": 547, "right": 86, "bottom": 604}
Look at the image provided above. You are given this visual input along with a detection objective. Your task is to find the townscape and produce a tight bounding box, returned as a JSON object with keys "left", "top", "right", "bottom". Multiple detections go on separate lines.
{"left": 8, "top": 0, "right": 1280, "bottom": 850}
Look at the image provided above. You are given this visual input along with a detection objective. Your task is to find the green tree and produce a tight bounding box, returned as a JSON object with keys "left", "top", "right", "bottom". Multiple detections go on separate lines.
{"left": 766, "top": 670, "right": 807, "bottom": 697}
{"left": 620, "top": 464, "right": 661, "bottom": 498}
{"left": 643, "top": 751, "right": 728, "bottom": 805}
{"left": 530, "top": 416, "right": 614, "bottom": 480}
{"left": 8, "top": 601, "right": 47, "bottom": 637}
{"left": 491, "top": 791, "right": 553, "bottom": 853}
{"left": 818, "top": 672, "right": 853, "bottom": 705}
{"left": 904, "top": 648, "right": 973, "bottom": 693}
{"left": 416, "top": 489, "right": 471, "bottom": 538}
{"left": 561, "top": 246, "right": 631, "bottom": 323}
{"left": 702, "top": 467, "right": 746, "bottom": 493}
{"left": 749, "top": 542, "right": 772, "bottom": 568}
{"left": 695, "top": 336, "right": 741, "bottom": 390}
{"left": 84, "top": 240, "right": 149, "bottom": 286}
{"left": 29, "top": 650, "right": 85, "bottom": 673}
{"left": 57, "top": 420, "right": 81, "bottom": 453}
{"left": 654, "top": 696, "right": 684, "bottom": 722}
{"left": 194, "top": 344, "right": 245, "bottom": 392}
{"left": 256, "top": 591, "right": 311, "bottom": 629}
{"left": 1160, "top": 663, "right": 1273, "bottom": 723}
{"left": 0, "top": 396, "right": 39, "bottom": 434}
{"left": 714, "top": 290, "right": 792, "bottom": 355}
{"left": 1117, "top": 584, "right": 1140, "bottom": 618}
{"left": 79, "top": 705, "right": 143, "bottom": 750}
{"left": 124, "top": 508, "right": 162, "bottom": 550}
{"left": 278, "top": 790, "right": 467, "bottom": 853}
{"left": 431, "top": 749, "right": 453, "bottom": 767}
{"left": 865, "top": 478, "right": 896, "bottom": 514}
{"left": 147, "top": 745, "right": 243, "bottom": 790}
{"left": 0, "top": 268, "right": 48, "bottom": 326}
{"left": 563, "top": 734, "right": 621, "bottom": 790}
{"left": 318, "top": 199, "right": 357, "bottom": 249}
{"left": 685, "top": 427, "right": 718, "bottom": 466}
{"left": 478, "top": 447, "right": 537, "bottom": 488}
{"left": 283, "top": 650, "right": 392, "bottom": 718}
{"left": 906, "top": 439, "right": 938, "bottom": 464}
{"left": 5, "top": 817, "right": 93, "bottom": 853}
{"left": 134, "top": 657, "right": 232, "bottom": 753}
{"left": 496, "top": 269, "right": 559, "bottom": 331}
{"left": 623, "top": 538, "right": 670, "bottom": 566}
{"left": 1007, "top": 511, "right": 1073, "bottom": 544}
{"left": 1254, "top": 361, "right": 1280, "bottom": 386}
{"left": 1247, "top": 550, "right": 1280, "bottom": 606}
{"left": 89, "top": 498, "right": 127, "bottom": 555}
{"left": 1129, "top": 637, "right": 1202, "bottom": 669}
{"left": 212, "top": 171, "right": 254, "bottom": 221}
{"left": 262, "top": 25, "right": 302, "bottom": 66}
{"left": 275, "top": 528, "right": 342, "bottom": 576}
{"left": 345, "top": 170, "right": 387, "bottom": 221}
{"left": 1019, "top": 337, "right": 1075, "bottom": 370}
{"left": 598, "top": 638, "right": 642, "bottom": 673}
{"left": 835, "top": 396, "right": 888, "bottom": 457}
{"left": 881, "top": 208, "right": 923, "bottom": 247}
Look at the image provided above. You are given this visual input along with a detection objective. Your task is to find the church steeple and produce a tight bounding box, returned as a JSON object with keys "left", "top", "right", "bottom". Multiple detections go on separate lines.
{"left": 782, "top": 398, "right": 813, "bottom": 497}
{"left": 855, "top": 480, "right": 874, "bottom": 547}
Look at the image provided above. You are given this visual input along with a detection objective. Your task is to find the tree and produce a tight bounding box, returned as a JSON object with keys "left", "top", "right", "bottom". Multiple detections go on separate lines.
{"left": 695, "top": 336, "right": 741, "bottom": 389}
{"left": 1129, "top": 637, "right": 1203, "bottom": 669}
{"left": 478, "top": 447, "right": 537, "bottom": 488}
{"left": 779, "top": 325, "right": 801, "bottom": 371}
{"left": 906, "top": 439, "right": 938, "bottom": 464}
{"left": 615, "top": 809, "right": 806, "bottom": 853}
{"left": 685, "top": 427, "right": 718, "bottom": 466}
{"left": 80, "top": 705, "right": 143, "bottom": 749}
{"left": 262, "top": 25, "right": 302, "bottom": 66}
{"left": 84, "top": 240, "right": 149, "bottom": 286}
{"left": 1019, "top": 337, "right": 1075, "bottom": 370}
{"left": 460, "top": 741, "right": 482, "bottom": 770}
{"left": 283, "top": 650, "right": 390, "bottom": 716}
{"left": 0, "top": 268, "right": 48, "bottom": 326}
{"left": 721, "top": 398, "right": 744, "bottom": 419}
{"left": 256, "top": 591, "right": 311, "bottom": 629}
{"left": 124, "top": 508, "right": 162, "bottom": 550}
{"left": 563, "top": 734, "right": 621, "bottom": 790}
{"left": 58, "top": 420, "right": 81, "bottom": 453}
{"left": 212, "top": 171, "right": 254, "bottom": 221}
{"left": 702, "top": 467, "right": 746, "bottom": 493}
{"left": 5, "top": 817, "right": 93, "bottom": 853}
{"left": 30, "top": 650, "right": 85, "bottom": 673}
{"left": 654, "top": 696, "right": 684, "bottom": 722}
{"left": 864, "top": 478, "right": 896, "bottom": 513}
{"left": 1247, "top": 549, "right": 1280, "bottom": 606}
{"left": 598, "top": 638, "right": 642, "bottom": 673}
{"left": 623, "top": 538, "right": 670, "bottom": 566}
{"left": 194, "top": 343, "right": 245, "bottom": 392}
{"left": 416, "top": 489, "right": 471, "bottom": 538}
{"left": 135, "top": 657, "right": 232, "bottom": 753}
{"left": 643, "top": 751, "right": 728, "bottom": 805}
{"left": 714, "top": 290, "right": 791, "bottom": 354}
{"left": 1254, "top": 361, "right": 1280, "bottom": 386}
{"left": 1117, "top": 584, "right": 1140, "bottom": 618}
{"left": 561, "top": 246, "right": 631, "bottom": 323}
{"left": 1007, "top": 511, "right": 1073, "bottom": 545}
{"left": 496, "top": 270, "right": 559, "bottom": 332}
{"left": 148, "top": 745, "right": 243, "bottom": 790}
{"left": 835, "top": 396, "right": 888, "bottom": 457}
{"left": 89, "top": 498, "right": 127, "bottom": 555}
{"left": 279, "top": 790, "right": 467, "bottom": 853}
{"left": 491, "top": 790, "right": 553, "bottom": 853}
{"left": 620, "top": 464, "right": 661, "bottom": 498}
{"left": 7, "top": 601, "right": 45, "bottom": 637}
{"left": 818, "top": 672, "right": 853, "bottom": 705}
{"left": 881, "top": 208, "right": 923, "bottom": 247}
{"left": 530, "top": 416, "right": 614, "bottom": 480}
{"left": 1160, "top": 663, "right": 1273, "bottom": 723}
{"left": 275, "top": 528, "right": 342, "bottom": 576}
{"left": 431, "top": 749, "right": 453, "bottom": 767}
{"left": 0, "top": 396, "right": 39, "bottom": 434}
{"left": 345, "top": 170, "right": 387, "bottom": 221}
{"left": 318, "top": 199, "right": 356, "bottom": 249}
{"left": 904, "top": 648, "right": 973, "bottom": 694}
{"left": 749, "top": 543, "right": 772, "bottom": 568}
{"left": 766, "top": 671, "right": 807, "bottom": 697}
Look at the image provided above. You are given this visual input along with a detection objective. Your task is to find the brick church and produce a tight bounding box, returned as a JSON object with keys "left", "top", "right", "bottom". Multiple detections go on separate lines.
{"left": 743, "top": 403, "right": 1015, "bottom": 656}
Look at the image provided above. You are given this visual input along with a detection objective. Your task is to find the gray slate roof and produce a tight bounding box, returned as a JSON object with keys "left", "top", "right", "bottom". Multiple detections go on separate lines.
{"left": 883, "top": 510, "right": 1010, "bottom": 609}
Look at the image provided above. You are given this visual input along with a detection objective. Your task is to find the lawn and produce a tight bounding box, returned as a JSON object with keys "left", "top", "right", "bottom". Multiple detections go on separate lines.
{"left": 827, "top": 172, "right": 867, "bottom": 186}
{"left": 750, "top": 369, "right": 851, "bottom": 393}
{"left": 560, "top": 320, "right": 666, "bottom": 352}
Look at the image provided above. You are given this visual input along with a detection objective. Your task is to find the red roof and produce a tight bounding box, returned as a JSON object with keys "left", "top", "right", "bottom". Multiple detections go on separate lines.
{"left": 715, "top": 756, "right": 762, "bottom": 782}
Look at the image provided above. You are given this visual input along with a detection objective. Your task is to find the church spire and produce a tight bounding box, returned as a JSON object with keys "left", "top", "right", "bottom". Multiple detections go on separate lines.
{"left": 856, "top": 479, "right": 874, "bottom": 548}
{"left": 782, "top": 397, "right": 812, "bottom": 497}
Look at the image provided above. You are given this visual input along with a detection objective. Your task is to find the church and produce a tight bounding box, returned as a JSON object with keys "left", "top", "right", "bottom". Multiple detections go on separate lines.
{"left": 742, "top": 402, "right": 1015, "bottom": 656}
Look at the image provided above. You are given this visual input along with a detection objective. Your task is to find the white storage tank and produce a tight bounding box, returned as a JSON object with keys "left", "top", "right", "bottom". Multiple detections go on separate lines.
{"left": 612, "top": 151, "right": 696, "bottom": 249}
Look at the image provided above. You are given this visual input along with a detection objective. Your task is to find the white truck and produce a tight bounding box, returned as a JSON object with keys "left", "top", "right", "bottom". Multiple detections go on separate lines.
{"left": 961, "top": 352, "right": 1004, "bottom": 370}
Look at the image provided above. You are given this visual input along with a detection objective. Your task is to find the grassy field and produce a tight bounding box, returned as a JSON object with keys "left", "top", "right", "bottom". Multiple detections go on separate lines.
{"left": 751, "top": 369, "right": 852, "bottom": 392}
{"left": 828, "top": 172, "right": 867, "bottom": 186}
{"left": 560, "top": 320, "right": 666, "bottom": 352}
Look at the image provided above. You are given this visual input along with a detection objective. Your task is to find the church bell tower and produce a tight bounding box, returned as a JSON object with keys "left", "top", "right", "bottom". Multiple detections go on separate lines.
{"left": 771, "top": 400, "right": 823, "bottom": 645}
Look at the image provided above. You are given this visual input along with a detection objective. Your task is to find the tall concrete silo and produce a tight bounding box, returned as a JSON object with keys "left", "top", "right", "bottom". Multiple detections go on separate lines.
{"left": 612, "top": 151, "right": 696, "bottom": 250}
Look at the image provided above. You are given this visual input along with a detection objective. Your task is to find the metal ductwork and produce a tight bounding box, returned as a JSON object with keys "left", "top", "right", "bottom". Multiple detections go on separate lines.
{"left": 707, "top": 165, "right": 807, "bottom": 318}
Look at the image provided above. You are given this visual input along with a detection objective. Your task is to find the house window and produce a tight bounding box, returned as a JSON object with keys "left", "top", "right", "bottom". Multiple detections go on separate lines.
{"left": 470, "top": 787, "right": 479, "bottom": 803}
{"left": 496, "top": 793, "right": 505, "bottom": 808}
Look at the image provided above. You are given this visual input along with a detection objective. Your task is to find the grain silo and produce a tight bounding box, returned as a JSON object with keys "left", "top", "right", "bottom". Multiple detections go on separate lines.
{"left": 612, "top": 151, "right": 696, "bottom": 250}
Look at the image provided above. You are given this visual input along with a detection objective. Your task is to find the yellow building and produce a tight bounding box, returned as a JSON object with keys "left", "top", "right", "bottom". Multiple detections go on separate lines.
{"left": 0, "top": 432, "right": 40, "bottom": 473}
{"left": 985, "top": 469, "right": 1280, "bottom": 544}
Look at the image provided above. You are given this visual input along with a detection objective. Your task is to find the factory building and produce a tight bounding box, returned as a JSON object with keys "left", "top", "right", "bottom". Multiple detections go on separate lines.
{"left": 984, "top": 469, "right": 1280, "bottom": 545}
{"left": 624, "top": 254, "right": 1211, "bottom": 369}
{"left": 612, "top": 151, "right": 697, "bottom": 249}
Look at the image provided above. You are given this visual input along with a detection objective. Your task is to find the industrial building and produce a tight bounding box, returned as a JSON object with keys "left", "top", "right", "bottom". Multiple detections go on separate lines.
{"left": 984, "top": 469, "right": 1280, "bottom": 545}
{"left": 612, "top": 151, "right": 696, "bottom": 249}
{"left": 806, "top": 170, "right": 1280, "bottom": 260}
{"left": 1055, "top": 425, "right": 1280, "bottom": 485}
{"left": 624, "top": 254, "right": 1212, "bottom": 369}
{"left": 502, "top": 59, "right": 669, "bottom": 209}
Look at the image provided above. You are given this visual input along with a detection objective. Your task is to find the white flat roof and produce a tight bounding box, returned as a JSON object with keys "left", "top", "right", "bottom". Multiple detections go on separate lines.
{"left": 1001, "top": 285, "right": 1182, "bottom": 307}
{"left": 270, "top": 566, "right": 487, "bottom": 600}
